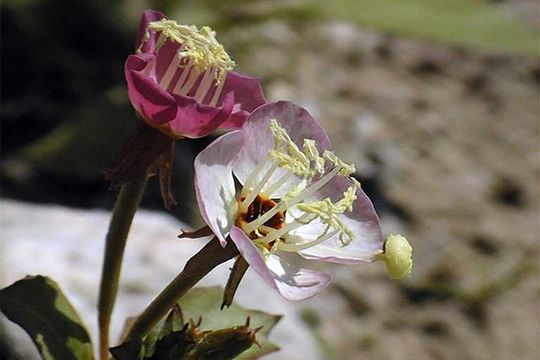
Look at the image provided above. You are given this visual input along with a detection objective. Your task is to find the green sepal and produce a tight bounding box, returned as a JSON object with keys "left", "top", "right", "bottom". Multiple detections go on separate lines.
{"left": 221, "top": 256, "right": 250, "bottom": 309}
{"left": 109, "top": 338, "right": 144, "bottom": 360}
{"left": 184, "top": 318, "right": 260, "bottom": 360}
{"left": 177, "top": 286, "right": 281, "bottom": 360}
{"left": 116, "top": 286, "right": 280, "bottom": 360}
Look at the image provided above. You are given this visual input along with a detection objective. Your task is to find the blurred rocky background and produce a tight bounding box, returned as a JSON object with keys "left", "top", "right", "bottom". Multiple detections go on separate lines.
{"left": 1, "top": 0, "right": 539, "bottom": 359}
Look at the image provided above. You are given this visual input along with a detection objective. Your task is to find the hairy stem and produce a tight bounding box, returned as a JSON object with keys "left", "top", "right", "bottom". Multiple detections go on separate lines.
{"left": 98, "top": 173, "right": 148, "bottom": 360}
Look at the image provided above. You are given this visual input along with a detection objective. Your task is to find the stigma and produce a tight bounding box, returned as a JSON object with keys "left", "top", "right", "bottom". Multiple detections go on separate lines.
{"left": 376, "top": 234, "right": 413, "bottom": 279}
{"left": 235, "top": 119, "right": 361, "bottom": 254}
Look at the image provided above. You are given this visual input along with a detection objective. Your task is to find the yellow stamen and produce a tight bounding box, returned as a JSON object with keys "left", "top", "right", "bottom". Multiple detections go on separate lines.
{"left": 296, "top": 181, "right": 360, "bottom": 245}
{"left": 141, "top": 19, "right": 235, "bottom": 83}
{"left": 239, "top": 119, "right": 363, "bottom": 252}
{"left": 323, "top": 151, "right": 355, "bottom": 176}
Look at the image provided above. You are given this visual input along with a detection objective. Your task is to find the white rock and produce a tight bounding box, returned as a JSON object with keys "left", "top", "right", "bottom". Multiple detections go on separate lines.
{"left": 0, "top": 200, "right": 321, "bottom": 360}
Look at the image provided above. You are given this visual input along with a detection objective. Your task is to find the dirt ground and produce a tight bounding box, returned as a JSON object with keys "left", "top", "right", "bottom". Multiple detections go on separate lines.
{"left": 225, "top": 17, "right": 540, "bottom": 360}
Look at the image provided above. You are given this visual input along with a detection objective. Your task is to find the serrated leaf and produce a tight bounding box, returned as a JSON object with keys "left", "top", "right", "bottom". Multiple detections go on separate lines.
{"left": 0, "top": 275, "right": 95, "bottom": 360}
{"left": 178, "top": 286, "right": 281, "bottom": 359}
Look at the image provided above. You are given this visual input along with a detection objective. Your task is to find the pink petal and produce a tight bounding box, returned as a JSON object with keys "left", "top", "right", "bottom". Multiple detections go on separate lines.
{"left": 232, "top": 101, "right": 332, "bottom": 197}
{"left": 217, "top": 72, "right": 267, "bottom": 129}
{"left": 169, "top": 91, "right": 235, "bottom": 138}
{"left": 125, "top": 55, "right": 236, "bottom": 137}
{"left": 153, "top": 40, "right": 183, "bottom": 84}
{"left": 125, "top": 55, "right": 178, "bottom": 126}
{"left": 218, "top": 109, "right": 249, "bottom": 130}
{"left": 230, "top": 226, "right": 331, "bottom": 300}
{"left": 291, "top": 176, "right": 383, "bottom": 263}
{"left": 195, "top": 131, "right": 245, "bottom": 246}
{"left": 136, "top": 10, "right": 167, "bottom": 53}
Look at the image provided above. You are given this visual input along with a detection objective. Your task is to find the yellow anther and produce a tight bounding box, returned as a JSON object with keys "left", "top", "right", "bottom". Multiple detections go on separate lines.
{"left": 296, "top": 183, "right": 359, "bottom": 245}
{"left": 269, "top": 150, "right": 310, "bottom": 177}
{"left": 142, "top": 19, "right": 235, "bottom": 83}
{"left": 323, "top": 151, "right": 355, "bottom": 176}
{"left": 334, "top": 184, "right": 358, "bottom": 213}
{"left": 350, "top": 177, "right": 361, "bottom": 189}
{"left": 269, "top": 119, "right": 312, "bottom": 177}
{"left": 303, "top": 139, "right": 325, "bottom": 174}
{"left": 377, "top": 234, "right": 413, "bottom": 280}
{"left": 269, "top": 119, "right": 289, "bottom": 150}
{"left": 243, "top": 119, "right": 362, "bottom": 249}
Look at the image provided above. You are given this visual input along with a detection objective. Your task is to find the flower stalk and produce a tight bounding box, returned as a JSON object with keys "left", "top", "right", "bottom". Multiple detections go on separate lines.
{"left": 125, "top": 236, "right": 239, "bottom": 341}
{"left": 98, "top": 172, "right": 149, "bottom": 360}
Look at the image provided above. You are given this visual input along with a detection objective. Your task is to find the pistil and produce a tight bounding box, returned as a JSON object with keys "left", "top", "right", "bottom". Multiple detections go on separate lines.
{"left": 278, "top": 229, "right": 340, "bottom": 252}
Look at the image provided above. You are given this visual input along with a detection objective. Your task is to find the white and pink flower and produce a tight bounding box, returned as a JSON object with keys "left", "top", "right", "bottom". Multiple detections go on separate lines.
{"left": 194, "top": 101, "right": 386, "bottom": 300}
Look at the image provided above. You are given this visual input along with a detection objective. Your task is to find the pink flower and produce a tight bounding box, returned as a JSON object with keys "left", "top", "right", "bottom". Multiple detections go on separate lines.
{"left": 194, "top": 101, "right": 384, "bottom": 300}
{"left": 125, "top": 10, "right": 266, "bottom": 139}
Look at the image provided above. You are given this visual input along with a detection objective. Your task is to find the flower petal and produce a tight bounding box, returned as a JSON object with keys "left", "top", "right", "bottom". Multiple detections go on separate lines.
{"left": 230, "top": 226, "right": 331, "bottom": 300}
{"left": 218, "top": 109, "right": 249, "bottom": 130}
{"left": 195, "top": 130, "right": 245, "bottom": 246}
{"left": 154, "top": 40, "right": 183, "bottom": 84}
{"left": 217, "top": 72, "right": 267, "bottom": 129}
{"left": 290, "top": 176, "right": 383, "bottom": 263}
{"left": 169, "top": 91, "right": 235, "bottom": 138}
{"left": 125, "top": 54, "right": 178, "bottom": 126}
{"left": 229, "top": 226, "right": 276, "bottom": 286}
{"left": 136, "top": 9, "right": 167, "bottom": 53}
{"left": 233, "top": 101, "right": 332, "bottom": 197}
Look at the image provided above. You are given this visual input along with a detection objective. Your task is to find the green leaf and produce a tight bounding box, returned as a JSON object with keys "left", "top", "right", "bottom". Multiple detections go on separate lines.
{"left": 0, "top": 275, "right": 95, "bottom": 360}
{"left": 178, "top": 286, "right": 281, "bottom": 360}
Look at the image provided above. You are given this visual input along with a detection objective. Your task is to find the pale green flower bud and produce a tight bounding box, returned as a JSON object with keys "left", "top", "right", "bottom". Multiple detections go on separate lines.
{"left": 378, "top": 234, "right": 413, "bottom": 279}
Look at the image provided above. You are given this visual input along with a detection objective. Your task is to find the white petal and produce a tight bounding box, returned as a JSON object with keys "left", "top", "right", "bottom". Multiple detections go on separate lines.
{"left": 194, "top": 131, "right": 244, "bottom": 246}
{"left": 230, "top": 226, "right": 331, "bottom": 300}
{"left": 289, "top": 176, "right": 383, "bottom": 263}
{"left": 232, "top": 101, "right": 332, "bottom": 198}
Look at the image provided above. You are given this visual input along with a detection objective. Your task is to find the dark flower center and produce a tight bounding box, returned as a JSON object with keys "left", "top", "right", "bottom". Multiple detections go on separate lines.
{"left": 236, "top": 195, "right": 284, "bottom": 241}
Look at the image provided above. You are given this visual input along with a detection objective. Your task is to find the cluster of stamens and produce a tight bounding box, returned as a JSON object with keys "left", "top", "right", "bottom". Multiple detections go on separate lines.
{"left": 236, "top": 119, "right": 361, "bottom": 254}
{"left": 138, "top": 19, "right": 236, "bottom": 106}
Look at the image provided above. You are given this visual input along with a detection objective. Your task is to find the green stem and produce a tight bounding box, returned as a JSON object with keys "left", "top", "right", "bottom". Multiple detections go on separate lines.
{"left": 126, "top": 237, "right": 238, "bottom": 341}
{"left": 98, "top": 173, "right": 148, "bottom": 360}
